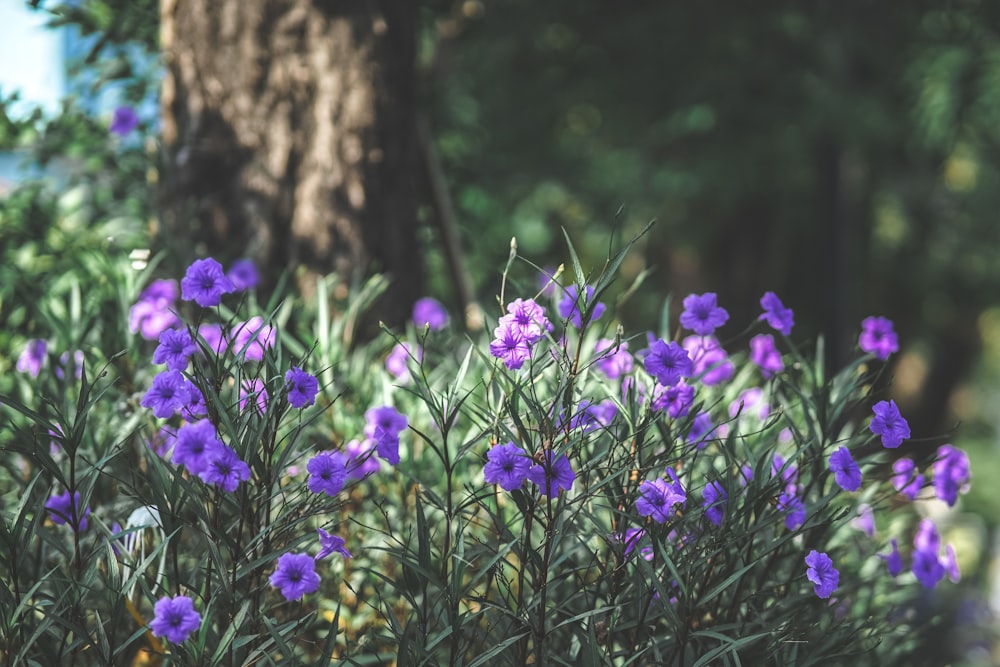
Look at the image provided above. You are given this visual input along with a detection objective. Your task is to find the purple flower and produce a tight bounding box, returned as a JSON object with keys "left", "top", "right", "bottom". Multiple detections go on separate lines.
{"left": 413, "top": 297, "right": 449, "bottom": 330}
{"left": 489, "top": 322, "right": 532, "bottom": 370}
{"left": 197, "top": 323, "right": 228, "bottom": 355}
{"left": 130, "top": 279, "right": 180, "bottom": 340}
{"left": 317, "top": 528, "right": 352, "bottom": 560}
{"left": 805, "top": 550, "right": 839, "bottom": 599}
{"left": 852, "top": 504, "right": 875, "bottom": 537}
{"left": 635, "top": 470, "right": 686, "bottom": 523}
{"left": 915, "top": 518, "right": 941, "bottom": 553}
{"left": 859, "top": 316, "right": 899, "bottom": 360}
{"left": 526, "top": 450, "right": 576, "bottom": 496}
{"left": 232, "top": 316, "right": 275, "bottom": 362}
{"left": 149, "top": 596, "right": 201, "bottom": 643}
{"left": 679, "top": 292, "right": 729, "bottom": 336}
{"left": 686, "top": 412, "right": 716, "bottom": 449}
{"left": 45, "top": 490, "right": 90, "bottom": 531}
{"left": 728, "top": 388, "right": 769, "bottom": 421}
{"left": 682, "top": 335, "right": 734, "bottom": 386}
{"left": 227, "top": 259, "right": 259, "bottom": 291}
{"left": 829, "top": 446, "right": 862, "bottom": 492}
{"left": 503, "top": 298, "right": 552, "bottom": 344}
{"left": 594, "top": 339, "right": 633, "bottom": 379}
{"left": 141, "top": 369, "right": 191, "bottom": 419}
{"left": 912, "top": 548, "right": 945, "bottom": 589}
{"left": 558, "top": 285, "right": 606, "bottom": 328}
{"left": 616, "top": 527, "right": 653, "bottom": 561}
{"left": 651, "top": 381, "right": 695, "bottom": 418}
{"left": 891, "top": 458, "right": 922, "bottom": 500}
{"left": 307, "top": 451, "right": 348, "bottom": 496}
{"left": 181, "top": 258, "right": 236, "bottom": 308}
{"left": 172, "top": 419, "right": 224, "bottom": 475}
{"left": 270, "top": 552, "right": 321, "bottom": 601}
{"left": 749, "top": 334, "right": 783, "bottom": 378}
{"left": 54, "top": 349, "right": 84, "bottom": 381}
{"left": 146, "top": 426, "right": 177, "bottom": 457}
{"left": 880, "top": 538, "right": 903, "bottom": 577}
{"left": 345, "top": 439, "right": 381, "bottom": 479}
{"left": 109, "top": 105, "right": 139, "bottom": 136}
{"left": 702, "top": 481, "right": 727, "bottom": 526}
{"left": 239, "top": 378, "right": 269, "bottom": 415}
{"left": 364, "top": 405, "right": 408, "bottom": 466}
{"left": 153, "top": 328, "right": 198, "bottom": 371}
{"left": 180, "top": 380, "right": 207, "bottom": 421}
{"left": 199, "top": 445, "right": 251, "bottom": 492}
{"left": 932, "top": 444, "right": 970, "bottom": 507}
{"left": 644, "top": 339, "right": 693, "bottom": 387}
{"left": 759, "top": 292, "right": 794, "bottom": 336}
{"left": 868, "top": 400, "right": 910, "bottom": 449}
{"left": 771, "top": 454, "right": 799, "bottom": 493}
{"left": 285, "top": 367, "right": 319, "bottom": 408}
{"left": 16, "top": 339, "right": 47, "bottom": 377}
{"left": 483, "top": 442, "right": 531, "bottom": 491}
{"left": 777, "top": 492, "right": 805, "bottom": 530}
{"left": 942, "top": 544, "right": 961, "bottom": 583}
{"left": 386, "top": 342, "right": 422, "bottom": 383}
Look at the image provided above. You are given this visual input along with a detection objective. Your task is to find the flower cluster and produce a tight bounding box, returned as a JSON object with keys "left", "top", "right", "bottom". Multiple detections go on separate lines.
{"left": 489, "top": 297, "right": 552, "bottom": 370}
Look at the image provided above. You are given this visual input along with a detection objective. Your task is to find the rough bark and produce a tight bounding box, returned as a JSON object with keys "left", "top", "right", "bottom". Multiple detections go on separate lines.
{"left": 160, "top": 0, "right": 422, "bottom": 326}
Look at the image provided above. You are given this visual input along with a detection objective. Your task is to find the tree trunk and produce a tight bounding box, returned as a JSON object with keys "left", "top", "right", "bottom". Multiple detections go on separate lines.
{"left": 160, "top": 0, "right": 423, "bottom": 327}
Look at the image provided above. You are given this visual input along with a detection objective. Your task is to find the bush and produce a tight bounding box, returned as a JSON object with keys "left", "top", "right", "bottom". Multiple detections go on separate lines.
{"left": 0, "top": 227, "right": 971, "bottom": 666}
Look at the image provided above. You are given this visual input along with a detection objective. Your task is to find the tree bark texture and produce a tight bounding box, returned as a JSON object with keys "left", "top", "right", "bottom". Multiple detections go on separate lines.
{"left": 160, "top": 0, "right": 423, "bottom": 326}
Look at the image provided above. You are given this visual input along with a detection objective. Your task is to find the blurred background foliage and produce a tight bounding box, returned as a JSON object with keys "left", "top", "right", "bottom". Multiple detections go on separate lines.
{"left": 3, "top": 0, "right": 1000, "bottom": 661}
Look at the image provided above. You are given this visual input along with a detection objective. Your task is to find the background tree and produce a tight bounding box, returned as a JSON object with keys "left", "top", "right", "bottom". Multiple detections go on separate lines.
{"left": 160, "top": 0, "right": 423, "bottom": 325}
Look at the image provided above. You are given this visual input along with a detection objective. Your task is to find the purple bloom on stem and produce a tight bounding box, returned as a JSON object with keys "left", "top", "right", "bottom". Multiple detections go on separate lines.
{"left": 141, "top": 369, "right": 191, "bottom": 419}
{"left": 307, "top": 451, "right": 348, "bottom": 496}
{"left": 702, "top": 481, "right": 727, "bottom": 526}
{"left": 880, "top": 538, "right": 903, "bottom": 577}
{"left": 777, "top": 492, "right": 805, "bottom": 530}
{"left": 45, "top": 490, "right": 90, "bottom": 531}
{"left": 172, "top": 419, "right": 224, "bottom": 475}
{"left": 651, "top": 381, "right": 695, "bottom": 418}
{"left": 504, "top": 298, "right": 551, "bottom": 344}
{"left": 759, "top": 291, "right": 794, "bottom": 336}
{"left": 644, "top": 339, "right": 693, "bottom": 387}
{"left": 932, "top": 444, "right": 970, "bottom": 507}
{"left": 364, "top": 405, "right": 408, "bottom": 465}
{"left": 859, "top": 316, "right": 899, "bottom": 360}
{"left": 915, "top": 518, "right": 941, "bottom": 553}
{"left": 153, "top": 328, "right": 198, "bottom": 371}
{"left": 771, "top": 453, "right": 799, "bottom": 493}
{"left": 483, "top": 442, "right": 531, "bottom": 491}
{"left": 489, "top": 322, "right": 531, "bottom": 370}
{"left": 180, "top": 380, "right": 207, "bottom": 421}
{"left": 749, "top": 334, "right": 783, "bottom": 378}
{"left": 17, "top": 339, "right": 47, "bottom": 377}
{"left": 635, "top": 470, "right": 686, "bottom": 523}
{"left": 198, "top": 323, "right": 228, "bottom": 355}
{"left": 594, "top": 339, "right": 634, "bottom": 379}
{"left": 227, "top": 259, "right": 259, "bottom": 291}
{"left": 682, "top": 335, "right": 733, "bottom": 385}
{"left": 869, "top": 400, "right": 910, "bottom": 448}
{"left": 616, "top": 527, "right": 653, "bottom": 561}
{"left": 852, "top": 503, "right": 875, "bottom": 537}
{"left": 829, "top": 446, "right": 862, "bottom": 492}
{"left": 232, "top": 316, "right": 275, "bottom": 361}
{"left": 413, "top": 297, "right": 449, "bottom": 330}
{"left": 130, "top": 279, "right": 180, "bottom": 340}
{"left": 527, "top": 450, "right": 576, "bottom": 496}
{"left": 239, "top": 378, "right": 269, "bottom": 415}
{"left": 317, "top": 528, "right": 352, "bottom": 560}
{"left": 285, "top": 367, "right": 318, "bottom": 408}
{"left": 345, "top": 439, "right": 381, "bottom": 479}
{"left": 686, "top": 412, "right": 716, "bottom": 449}
{"left": 149, "top": 596, "right": 201, "bottom": 643}
{"left": 805, "top": 550, "right": 839, "bottom": 599}
{"left": 892, "top": 458, "right": 922, "bottom": 500}
{"left": 270, "top": 552, "right": 321, "bottom": 601}
{"left": 109, "top": 105, "right": 139, "bottom": 136}
{"left": 912, "top": 548, "right": 945, "bottom": 589}
{"left": 558, "top": 285, "right": 606, "bottom": 328}
{"left": 181, "top": 258, "right": 235, "bottom": 308}
{"left": 386, "top": 342, "right": 421, "bottom": 383}
{"left": 679, "top": 292, "right": 729, "bottom": 336}
{"left": 199, "top": 445, "right": 251, "bottom": 492}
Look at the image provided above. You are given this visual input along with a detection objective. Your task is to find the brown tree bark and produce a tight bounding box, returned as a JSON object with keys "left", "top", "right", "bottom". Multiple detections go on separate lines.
{"left": 159, "top": 0, "right": 423, "bottom": 327}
